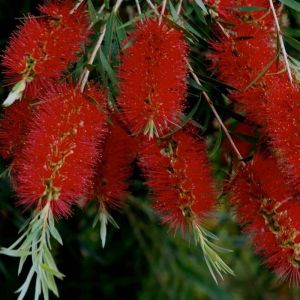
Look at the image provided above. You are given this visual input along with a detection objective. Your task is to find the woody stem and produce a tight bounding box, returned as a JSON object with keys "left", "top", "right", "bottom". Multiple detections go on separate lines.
{"left": 187, "top": 62, "right": 245, "bottom": 165}
{"left": 269, "top": 0, "right": 293, "bottom": 85}
{"left": 79, "top": 0, "right": 123, "bottom": 92}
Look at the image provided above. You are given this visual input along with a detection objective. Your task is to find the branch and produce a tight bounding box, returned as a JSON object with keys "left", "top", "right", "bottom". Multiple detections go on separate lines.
{"left": 79, "top": 0, "right": 123, "bottom": 92}
{"left": 79, "top": 24, "right": 107, "bottom": 92}
{"left": 88, "top": 3, "right": 105, "bottom": 30}
{"left": 0, "top": 203, "right": 64, "bottom": 300}
{"left": 187, "top": 62, "right": 245, "bottom": 165}
{"left": 269, "top": 0, "right": 293, "bottom": 85}
{"left": 70, "top": 0, "right": 85, "bottom": 15}
{"left": 146, "top": 0, "right": 160, "bottom": 16}
{"left": 216, "top": 21, "right": 230, "bottom": 39}
{"left": 177, "top": 0, "right": 183, "bottom": 15}
{"left": 159, "top": 0, "right": 168, "bottom": 25}
{"left": 135, "top": 0, "right": 142, "bottom": 17}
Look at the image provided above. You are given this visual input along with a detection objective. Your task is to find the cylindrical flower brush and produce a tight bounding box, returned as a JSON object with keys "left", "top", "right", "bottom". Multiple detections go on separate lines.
{"left": 229, "top": 153, "right": 300, "bottom": 284}
{"left": 139, "top": 130, "right": 234, "bottom": 281}
{"left": 117, "top": 19, "right": 188, "bottom": 139}
{"left": 1, "top": 83, "right": 107, "bottom": 300}
{"left": 2, "top": 0, "right": 90, "bottom": 106}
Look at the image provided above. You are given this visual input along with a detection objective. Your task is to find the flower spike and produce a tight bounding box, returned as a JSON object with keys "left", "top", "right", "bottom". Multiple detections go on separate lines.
{"left": 139, "top": 130, "right": 234, "bottom": 281}
{"left": 229, "top": 153, "right": 300, "bottom": 284}
{"left": 13, "top": 83, "right": 107, "bottom": 217}
{"left": 117, "top": 19, "right": 188, "bottom": 138}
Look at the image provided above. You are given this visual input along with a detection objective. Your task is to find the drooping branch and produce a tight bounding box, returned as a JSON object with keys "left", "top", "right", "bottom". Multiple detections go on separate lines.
{"left": 159, "top": 0, "right": 168, "bottom": 24}
{"left": 79, "top": 0, "right": 123, "bottom": 92}
{"left": 70, "top": 0, "right": 85, "bottom": 15}
{"left": 135, "top": 0, "right": 142, "bottom": 17}
{"left": 187, "top": 62, "right": 245, "bottom": 164}
{"left": 146, "top": 0, "right": 160, "bottom": 15}
{"left": 269, "top": 0, "right": 293, "bottom": 85}
{"left": 177, "top": 0, "right": 184, "bottom": 15}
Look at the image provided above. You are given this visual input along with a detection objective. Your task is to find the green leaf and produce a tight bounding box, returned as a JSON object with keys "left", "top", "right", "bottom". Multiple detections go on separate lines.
{"left": 40, "top": 264, "right": 64, "bottom": 280}
{"left": 117, "top": 12, "right": 151, "bottom": 30}
{"left": 180, "top": 99, "right": 202, "bottom": 125}
{"left": 0, "top": 167, "right": 11, "bottom": 179}
{"left": 162, "top": 99, "right": 202, "bottom": 139}
{"left": 115, "top": 17, "right": 127, "bottom": 46}
{"left": 30, "top": 217, "right": 43, "bottom": 234}
{"left": 1, "top": 204, "right": 64, "bottom": 300}
{"left": 41, "top": 272, "right": 49, "bottom": 300}
{"left": 169, "top": 1, "right": 179, "bottom": 21}
{"left": 99, "top": 50, "right": 117, "bottom": 84}
{"left": 18, "top": 217, "right": 31, "bottom": 234}
{"left": 231, "top": 5, "right": 266, "bottom": 12}
{"left": 48, "top": 210, "right": 55, "bottom": 232}
{"left": 18, "top": 255, "right": 27, "bottom": 275}
{"left": 185, "top": 22, "right": 206, "bottom": 40}
{"left": 107, "top": 214, "right": 120, "bottom": 229}
{"left": 103, "top": 12, "right": 115, "bottom": 57}
{"left": 92, "top": 213, "right": 100, "bottom": 228}
{"left": 46, "top": 273, "right": 59, "bottom": 297}
{"left": 191, "top": 1, "right": 207, "bottom": 25}
{"left": 16, "top": 266, "right": 35, "bottom": 300}
{"left": 49, "top": 225, "right": 63, "bottom": 245}
{"left": 192, "top": 225, "right": 235, "bottom": 284}
{"left": 3, "top": 79, "right": 26, "bottom": 107}
{"left": 104, "top": 0, "right": 110, "bottom": 9}
{"left": 144, "top": 119, "right": 158, "bottom": 139}
{"left": 283, "top": 26, "right": 300, "bottom": 37}
{"left": 43, "top": 246, "right": 59, "bottom": 273}
{"left": 87, "top": 0, "right": 98, "bottom": 23}
{"left": 245, "top": 52, "right": 279, "bottom": 90}
{"left": 34, "top": 277, "right": 41, "bottom": 300}
{"left": 100, "top": 212, "right": 108, "bottom": 248}
{"left": 284, "top": 34, "right": 300, "bottom": 51}
{"left": 6, "top": 231, "right": 27, "bottom": 250}
{"left": 0, "top": 248, "right": 30, "bottom": 257}
{"left": 279, "top": 0, "right": 300, "bottom": 12}
{"left": 209, "top": 128, "right": 223, "bottom": 159}
{"left": 188, "top": 78, "right": 205, "bottom": 90}
{"left": 194, "top": 0, "right": 208, "bottom": 14}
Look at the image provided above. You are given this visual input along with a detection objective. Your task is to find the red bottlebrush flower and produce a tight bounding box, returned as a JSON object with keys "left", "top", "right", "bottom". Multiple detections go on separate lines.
{"left": 2, "top": 18, "right": 55, "bottom": 87}
{"left": 139, "top": 131, "right": 215, "bottom": 231}
{"left": 205, "top": 0, "right": 274, "bottom": 28}
{"left": 229, "top": 153, "right": 300, "bottom": 284}
{"left": 210, "top": 31, "right": 277, "bottom": 89}
{"left": 117, "top": 19, "right": 188, "bottom": 138}
{"left": 230, "top": 87, "right": 268, "bottom": 124}
{"left": 39, "top": 0, "right": 90, "bottom": 66}
{"left": 93, "top": 123, "right": 137, "bottom": 208}
{"left": 207, "top": 0, "right": 280, "bottom": 124}
{"left": 264, "top": 74, "right": 300, "bottom": 187}
{"left": 13, "top": 83, "right": 107, "bottom": 218}
{"left": 0, "top": 98, "right": 33, "bottom": 160}
{"left": 208, "top": 32, "right": 277, "bottom": 124}
{"left": 2, "top": 0, "right": 90, "bottom": 105}
{"left": 209, "top": 20, "right": 278, "bottom": 87}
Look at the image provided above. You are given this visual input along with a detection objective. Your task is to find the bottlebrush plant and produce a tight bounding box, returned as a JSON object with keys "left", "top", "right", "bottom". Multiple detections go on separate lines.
{"left": 117, "top": 18, "right": 188, "bottom": 139}
{"left": 229, "top": 152, "right": 300, "bottom": 284}
{"left": 2, "top": 0, "right": 300, "bottom": 299}
{"left": 2, "top": 0, "right": 90, "bottom": 106}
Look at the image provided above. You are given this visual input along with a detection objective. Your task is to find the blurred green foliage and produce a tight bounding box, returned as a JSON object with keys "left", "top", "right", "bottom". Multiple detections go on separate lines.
{"left": 1, "top": 1, "right": 300, "bottom": 299}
